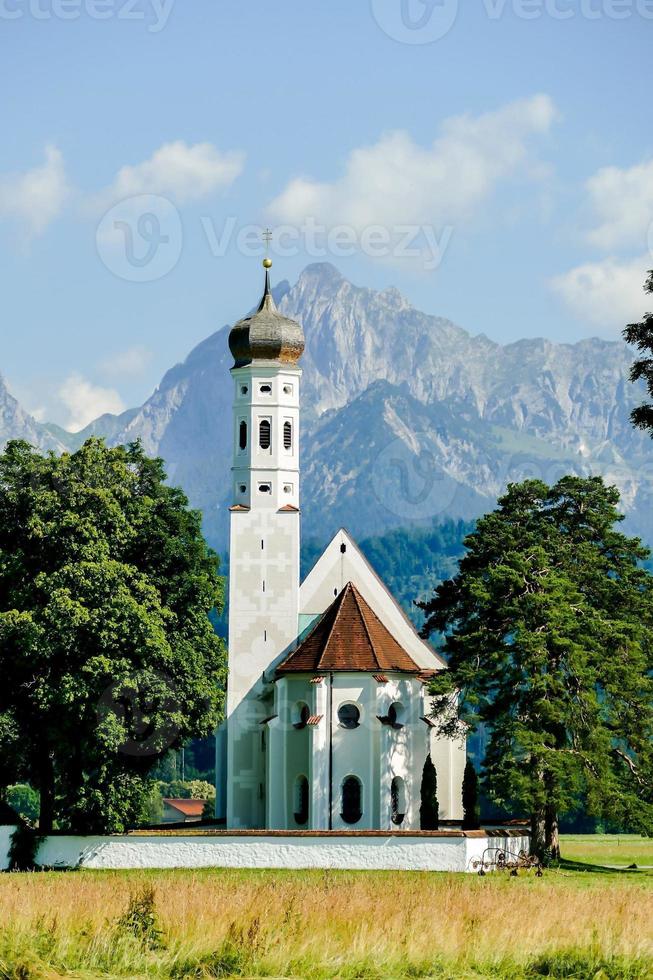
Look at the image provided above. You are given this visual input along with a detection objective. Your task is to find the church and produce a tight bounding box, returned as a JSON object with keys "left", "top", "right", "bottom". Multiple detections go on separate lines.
{"left": 215, "top": 261, "right": 466, "bottom": 831}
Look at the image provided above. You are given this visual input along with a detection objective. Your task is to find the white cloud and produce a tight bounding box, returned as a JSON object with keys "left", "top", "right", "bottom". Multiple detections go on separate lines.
{"left": 550, "top": 255, "right": 651, "bottom": 334}
{"left": 100, "top": 345, "right": 152, "bottom": 378}
{"left": 0, "top": 145, "right": 69, "bottom": 239}
{"left": 268, "top": 95, "right": 557, "bottom": 232}
{"left": 97, "top": 141, "right": 245, "bottom": 207}
{"left": 58, "top": 374, "right": 125, "bottom": 432}
{"left": 585, "top": 159, "right": 653, "bottom": 250}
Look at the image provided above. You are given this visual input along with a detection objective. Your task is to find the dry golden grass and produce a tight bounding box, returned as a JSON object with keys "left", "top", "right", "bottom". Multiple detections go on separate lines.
{"left": 0, "top": 865, "right": 652, "bottom": 978}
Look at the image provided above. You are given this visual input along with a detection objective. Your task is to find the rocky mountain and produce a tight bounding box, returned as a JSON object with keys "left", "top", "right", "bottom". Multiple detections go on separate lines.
{"left": 4, "top": 263, "right": 652, "bottom": 553}
{"left": 0, "top": 375, "right": 69, "bottom": 453}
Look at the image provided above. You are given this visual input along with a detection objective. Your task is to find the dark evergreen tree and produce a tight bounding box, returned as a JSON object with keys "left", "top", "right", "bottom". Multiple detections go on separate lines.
{"left": 420, "top": 476, "right": 653, "bottom": 859}
{"left": 462, "top": 760, "right": 480, "bottom": 830}
{"left": 624, "top": 270, "right": 653, "bottom": 435}
{"left": 420, "top": 754, "right": 439, "bottom": 830}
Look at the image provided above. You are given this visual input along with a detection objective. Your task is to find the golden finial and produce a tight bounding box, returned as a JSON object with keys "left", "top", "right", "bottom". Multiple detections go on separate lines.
{"left": 263, "top": 257, "right": 272, "bottom": 269}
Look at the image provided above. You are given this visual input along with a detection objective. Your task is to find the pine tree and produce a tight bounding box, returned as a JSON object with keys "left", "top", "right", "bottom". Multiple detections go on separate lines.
{"left": 420, "top": 476, "right": 653, "bottom": 859}
{"left": 624, "top": 270, "right": 653, "bottom": 435}
{"left": 462, "top": 760, "right": 480, "bottom": 830}
{"left": 420, "top": 754, "right": 439, "bottom": 830}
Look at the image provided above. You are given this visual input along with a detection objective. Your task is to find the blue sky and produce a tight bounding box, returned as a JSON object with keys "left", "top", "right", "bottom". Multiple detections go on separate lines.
{"left": 1, "top": 0, "right": 652, "bottom": 429}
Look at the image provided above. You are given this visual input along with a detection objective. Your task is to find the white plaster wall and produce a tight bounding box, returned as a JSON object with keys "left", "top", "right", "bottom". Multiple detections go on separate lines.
{"left": 0, "top": 825, "right": 14, "bottom": 870}
{"left": 465, "top": 834, "right": 531, "bottom": 873}
{"left": 0, "top": 828, "right": 531, "bottom": 873}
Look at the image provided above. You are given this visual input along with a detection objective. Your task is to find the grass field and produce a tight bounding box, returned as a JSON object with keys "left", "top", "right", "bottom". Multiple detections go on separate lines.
{"left": 0, "top": 836, "right": 651, "bottom": 979}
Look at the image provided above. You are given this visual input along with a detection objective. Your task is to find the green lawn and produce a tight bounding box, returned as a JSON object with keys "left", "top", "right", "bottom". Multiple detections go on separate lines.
{"left": 561, "top": 833, "right": 653, "bottom": 868}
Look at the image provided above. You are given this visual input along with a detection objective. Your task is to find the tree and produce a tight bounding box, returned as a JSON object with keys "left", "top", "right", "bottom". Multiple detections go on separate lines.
{"left": 461, "top": 761, "right": 480, "bottom": 830}
{"left": 420, "top": 476, "right": 653, "bottom": 859}
{"left": 420, "top": 754, "right": 439, "bottom": 830}
{"left": 624, "top": 270, "right": 653, "bottom": 435}
{"left": 6, "top": 784, "right": 40, "bottom": 826}
{"left": 0, "top": 438, "right": 227, "bottom": 834}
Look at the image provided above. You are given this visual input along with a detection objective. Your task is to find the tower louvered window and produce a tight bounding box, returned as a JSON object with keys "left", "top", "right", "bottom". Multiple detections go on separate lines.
{"left": 283, "top": 421, "right": 292, "bottom": 451}
{"left": 239, "top": 420, "right": 247, "bottom": 451}
{"left": 259, "top": 419, "right": 271, "bottom": 449}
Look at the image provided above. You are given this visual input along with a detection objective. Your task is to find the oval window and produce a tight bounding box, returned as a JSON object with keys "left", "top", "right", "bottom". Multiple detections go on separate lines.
{"left": 260, "top": 383, "right": 272, "bottom": 395}
{"left": 341, "top": 776, "right": 362, "bottom": 825}
{"left": 294, "top": 775, "right": 309, "bottom": 826}
{"left": 391, "top": 776, "right": 406, "bottom": 826}
{"left": 338, "top": 703, "right": 360, "bottom": 730}
{"left": 283, "top": 421, "right": 292, "bottom": 450}
{"left": 239, "top": 420, "right": 247, "bottom": 451}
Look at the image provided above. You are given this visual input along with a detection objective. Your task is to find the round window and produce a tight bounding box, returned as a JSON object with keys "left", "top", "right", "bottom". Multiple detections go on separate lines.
{"left": 337, "top": 702, "right": 360, "bottom": 730}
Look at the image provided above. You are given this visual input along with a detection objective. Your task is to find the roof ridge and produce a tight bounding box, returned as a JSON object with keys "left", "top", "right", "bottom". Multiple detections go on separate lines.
{"left": 320, "top": 582, "right": 354, "bottom": 669}
{"left": 349, "top": 583, "right": 382, "bottom": 671}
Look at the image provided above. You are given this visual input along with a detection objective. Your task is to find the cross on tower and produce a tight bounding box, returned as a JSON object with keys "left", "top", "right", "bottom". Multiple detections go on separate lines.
{"left": 262, "top": 228, "right": 273, "bottom": 256}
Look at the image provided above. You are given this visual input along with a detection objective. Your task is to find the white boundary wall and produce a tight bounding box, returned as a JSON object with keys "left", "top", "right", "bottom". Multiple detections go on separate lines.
{"left": 0, "top": 827, "right": 529, "bottom": 873}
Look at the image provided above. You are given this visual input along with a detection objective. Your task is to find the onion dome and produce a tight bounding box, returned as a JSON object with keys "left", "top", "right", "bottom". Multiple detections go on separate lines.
{"left": 229, "top": 260, "right": 305, "bottom": 368}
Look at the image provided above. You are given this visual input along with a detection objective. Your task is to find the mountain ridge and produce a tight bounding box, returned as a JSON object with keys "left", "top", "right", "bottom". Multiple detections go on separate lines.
{"left": 3, "top": 263, "right": 651, "bottom": 552}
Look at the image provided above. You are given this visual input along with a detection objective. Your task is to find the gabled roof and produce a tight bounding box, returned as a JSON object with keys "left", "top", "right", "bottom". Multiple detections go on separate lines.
{"left": 277, "top": 582, "right": 421, "bottom": 675}
{"left": 162, "top": 798, "right": 206, "bottom": 817}
{"left": 299, "top": 528, "right": 446, "bottom": 670}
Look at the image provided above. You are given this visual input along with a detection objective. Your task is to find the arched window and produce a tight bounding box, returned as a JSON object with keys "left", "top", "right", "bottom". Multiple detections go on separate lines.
{"left": 292, "top": 701, "right": 310, "bottom": 729}
{"left": 337, "top": 702, "right": 360, "bottom": 730}
{"left": 391, "top": 776, "right": 406, "bottom": 826}
{"left": 388, "top": 702, "right": 405, "bottom": 729}
{"left": 341, "top": 776, "right": 362, "bottom": 825}
{"left": 239, "top": 420, "right": 247, "bottom": 451}
{"left": 259, "top": 419, "right": 271, "bottom": 449}
{"left": 283, "top": 421, "right": 292, "bottom": 451}
{"left": 294, "top": 775, "right": 309, "bottom": 826}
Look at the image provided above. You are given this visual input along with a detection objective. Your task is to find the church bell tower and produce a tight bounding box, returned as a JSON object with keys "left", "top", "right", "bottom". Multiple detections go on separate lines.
{"left": 223, "top": 258, "right": 304, "bottom": 828}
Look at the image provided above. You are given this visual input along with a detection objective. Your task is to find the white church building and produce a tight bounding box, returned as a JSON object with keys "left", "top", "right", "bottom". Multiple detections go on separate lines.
{"left": 215, "top": 262, "right": 466, "bottom": 832}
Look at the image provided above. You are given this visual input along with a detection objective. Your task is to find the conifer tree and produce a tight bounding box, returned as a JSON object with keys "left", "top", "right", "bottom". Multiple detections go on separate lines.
{"left": 420, "top": 754, "right": 439, "bottom": 830}
{"left": 462, "top": 760, "right": 480, "bottom": 830}
{"left": 420, "top": 476, "right": 653, "bottom": 859}
{"left": 624, "top": 270, "right": 653, "bottom": 435}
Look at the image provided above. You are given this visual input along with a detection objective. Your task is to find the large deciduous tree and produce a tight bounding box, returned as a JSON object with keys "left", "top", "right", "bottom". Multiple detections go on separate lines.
{"left": 419, "top": 476, "right": 653, "bottom": 859}
{"left": 624, "top": 270, "right": 653, "bottom": 435}
{"left": 0, "top": 439, "right": 226, "bottom": 833}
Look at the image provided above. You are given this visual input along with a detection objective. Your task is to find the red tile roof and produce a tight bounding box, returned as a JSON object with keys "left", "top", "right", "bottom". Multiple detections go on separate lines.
{"left": 163, "top": 799, "right": 206, "bottom": 817}
{"left": 277, "top": 582, "right": 421, "bottom": 675}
